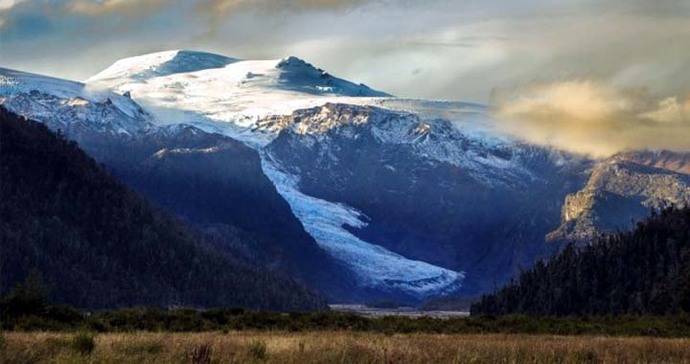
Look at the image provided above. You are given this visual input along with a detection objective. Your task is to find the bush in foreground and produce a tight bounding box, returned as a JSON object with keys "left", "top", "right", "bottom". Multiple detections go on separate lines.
{"left": 71, "top": 332, "right": 95, "bottom": 355}
{"left": 3, "top": 305, "right": 690, "bottom": 337}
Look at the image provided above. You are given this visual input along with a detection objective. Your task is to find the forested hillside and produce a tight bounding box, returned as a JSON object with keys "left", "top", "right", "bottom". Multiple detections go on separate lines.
{"left": 0, "top": 107, "right": 326, "bottom": 310}
{"left": 471, "top": 207, "right": 690, "bottom": 316}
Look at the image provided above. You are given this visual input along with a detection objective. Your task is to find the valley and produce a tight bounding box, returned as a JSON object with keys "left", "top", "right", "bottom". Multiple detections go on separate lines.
{"left": 2, "top": 1, "right": 690, "bottom": 362}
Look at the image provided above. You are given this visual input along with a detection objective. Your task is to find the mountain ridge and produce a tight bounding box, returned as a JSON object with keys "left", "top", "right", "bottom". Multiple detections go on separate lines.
{"left": 548, "top": 151, "right": 690, "bottom": 245}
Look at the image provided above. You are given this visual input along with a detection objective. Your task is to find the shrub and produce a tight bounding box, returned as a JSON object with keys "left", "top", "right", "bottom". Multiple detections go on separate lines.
{"left": 71, "top": 332, "right": 95, "bottom": 355}
{"left": 248, "top": 340, "right": 267, "bottom": 360}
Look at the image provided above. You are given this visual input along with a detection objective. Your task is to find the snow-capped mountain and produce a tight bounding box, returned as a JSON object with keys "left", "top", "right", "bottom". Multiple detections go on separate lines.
{"left": 0, "top": 65, "right": 356, "bottom": 301}
{"left": 87, "top": 50, "right": 389, "bottom": 146}
{"left": 5, "top": 49, "right": 689, "bottom": 303}
{"left": 89, "top": 50, "right": 479, "bottom": 299}
{"left": 0, "top": 59, "right": 464, "bottom": 301}
{"left": 85, "top": 50, "right": 589, "bottom": 296}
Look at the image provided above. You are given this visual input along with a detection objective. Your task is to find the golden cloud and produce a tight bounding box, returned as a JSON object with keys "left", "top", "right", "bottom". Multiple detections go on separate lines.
{"left": 199, "top": 0, "right": 367, "bottom": 14}
{"left": 66, "top": 0, "right": 165, "bottom": 16}
{"left": 493, "top": 81, "right": 690, "bottom": 157}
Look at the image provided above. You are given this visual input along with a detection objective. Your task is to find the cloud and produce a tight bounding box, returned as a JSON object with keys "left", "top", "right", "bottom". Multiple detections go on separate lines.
{"left": 493, "top": 81, "right": 690, "bottom": 157}
{"left": 66, "top": 0, "right": 165, "bottom": 16}
{"left": 0, "top": 0, "right": 689, "bottom": 108}
{"left": 198, "top": 0, "right": 370, "bottom": 14}
{"left": 0, "top": 0, "right": 25, "bottom": 27}
{"left": 41, "top": 0, "right": 372, "bottom": 19}
{"left": 194, "top": 0, "right": 372, "bottom": 38}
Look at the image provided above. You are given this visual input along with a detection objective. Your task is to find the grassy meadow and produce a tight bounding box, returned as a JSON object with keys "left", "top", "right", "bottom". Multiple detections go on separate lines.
{"left": 4, "top": 308, "right": 690, "bottom": 363}
{"left": 3, "top": 331, "right": 690, "bottom": 363}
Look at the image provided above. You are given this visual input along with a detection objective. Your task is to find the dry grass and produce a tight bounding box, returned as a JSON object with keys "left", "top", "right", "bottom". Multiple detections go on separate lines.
{"left": 2, "top": 331, "right": 690, "bottom": 363}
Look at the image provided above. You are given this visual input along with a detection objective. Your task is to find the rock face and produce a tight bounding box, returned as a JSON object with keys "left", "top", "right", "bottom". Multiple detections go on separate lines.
{"left": 264, "top": 103, "right": 589, "bottom": 296}
{"left": 548, "top": 153, "right": 690, "bottom": 245}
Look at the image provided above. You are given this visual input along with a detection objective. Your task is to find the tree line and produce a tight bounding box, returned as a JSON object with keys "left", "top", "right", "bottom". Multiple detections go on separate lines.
{"left": 472, "top": 207, "right": 690, "bottom": 316}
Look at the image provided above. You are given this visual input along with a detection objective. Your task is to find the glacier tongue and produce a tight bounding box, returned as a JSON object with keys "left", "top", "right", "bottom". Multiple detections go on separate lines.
{"left": 260, "top": 152, "right": 464, "bottom": 297}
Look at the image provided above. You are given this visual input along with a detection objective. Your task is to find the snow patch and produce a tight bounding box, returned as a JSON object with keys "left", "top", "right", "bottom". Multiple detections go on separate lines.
{"left": 87, "top": 50, "right": 238, "bottom": 87}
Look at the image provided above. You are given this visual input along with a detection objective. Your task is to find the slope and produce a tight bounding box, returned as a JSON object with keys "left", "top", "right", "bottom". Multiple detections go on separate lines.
{"left": 0, "top": 106, "right": 326, "bottom": 310}
{"left": 76, "top": 124, "right": 354, "bottom": 301}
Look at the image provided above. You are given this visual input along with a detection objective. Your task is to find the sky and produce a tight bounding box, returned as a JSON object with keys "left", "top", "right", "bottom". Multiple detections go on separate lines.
{"left": 1, "top": 0, "right": 690, "bottom": 155}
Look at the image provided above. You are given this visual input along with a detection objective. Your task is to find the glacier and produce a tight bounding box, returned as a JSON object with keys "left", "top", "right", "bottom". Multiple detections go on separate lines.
{"left": 260, "top": 153, "right": 464, "bottom": 297}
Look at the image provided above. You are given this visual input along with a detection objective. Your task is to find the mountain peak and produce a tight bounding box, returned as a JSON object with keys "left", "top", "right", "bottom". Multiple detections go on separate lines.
{"left": 88, "top": 49, "right": 239, "bottom": 85}
{"left": 275, "top": 56, "right": 317, "bottom": 71}
{"left": 268, "top": 56, "right": 389, "bottom": 97}
{"left": 83, "top": 51, "right": 391, "bottom": 143}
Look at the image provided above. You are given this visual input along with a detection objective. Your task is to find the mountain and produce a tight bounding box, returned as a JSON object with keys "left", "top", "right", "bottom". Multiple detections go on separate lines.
{"left": 0, "top": 106, "right": 326, "bottom": 310}
{"left": 471, "top": 206, "right": 690, "bottom": 316}
{"left": 0, "top": 53, "right": 588, "bottom": 302}
{"left": 548, "top": 152, "right": 690, "bottom": 245}
{"left": 5, "top": 50, "right": 690, "bottom": 305}
{"left": 1, "top": 65, "right": 352, "bottom": 302}
{"left": 87, "top": 50, "right": 389, "bottom": 146}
